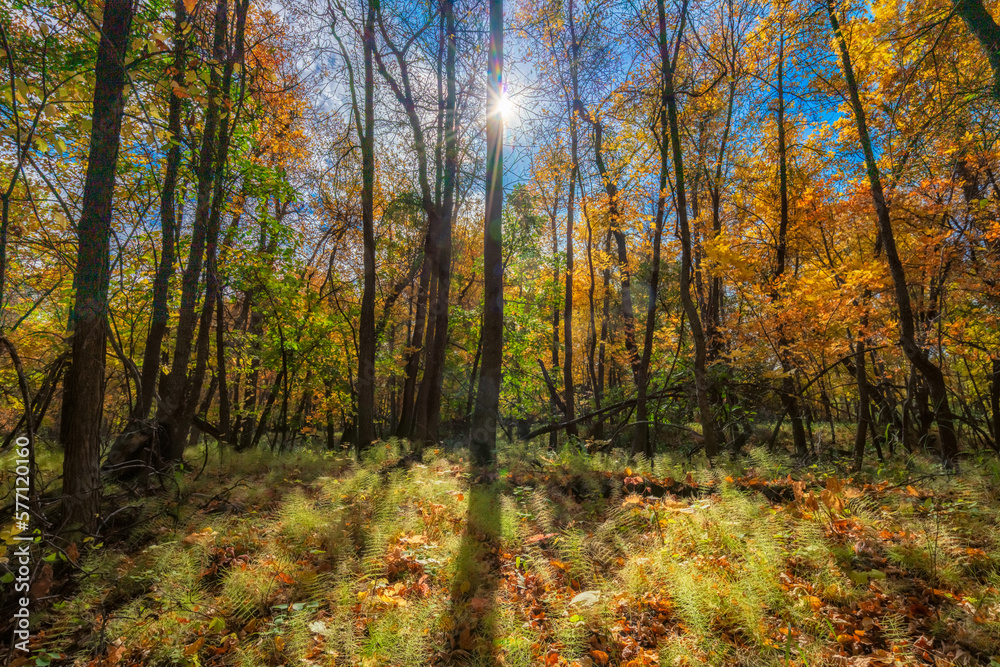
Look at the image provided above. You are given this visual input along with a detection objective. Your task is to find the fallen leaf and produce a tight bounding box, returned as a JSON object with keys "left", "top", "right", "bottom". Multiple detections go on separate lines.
{"left": 30, "top": 563, "right": 53, "bottom": 599}
{"left": 184, "top": 637, "right": 205, "bottom": 656}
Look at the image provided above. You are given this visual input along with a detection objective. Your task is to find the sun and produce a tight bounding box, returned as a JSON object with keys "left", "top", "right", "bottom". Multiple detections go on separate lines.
{"left": 496, "top": 93, "right": 514, "bottom": 120}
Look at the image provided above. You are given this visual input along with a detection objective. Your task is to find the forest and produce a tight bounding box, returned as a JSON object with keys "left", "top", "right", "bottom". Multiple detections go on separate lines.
{"left": 2, "top": 0, "right": 1000, "bottom": 663}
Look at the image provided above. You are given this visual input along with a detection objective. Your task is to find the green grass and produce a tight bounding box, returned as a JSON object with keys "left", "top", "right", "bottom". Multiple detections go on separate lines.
{"left": 11, "top": 439, "right": 1000, "bottom": 665}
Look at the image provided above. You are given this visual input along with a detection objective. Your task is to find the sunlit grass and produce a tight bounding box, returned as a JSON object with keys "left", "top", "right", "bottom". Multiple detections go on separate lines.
{"left": 27, "top": 439, "right": 1000, "bottom": 665}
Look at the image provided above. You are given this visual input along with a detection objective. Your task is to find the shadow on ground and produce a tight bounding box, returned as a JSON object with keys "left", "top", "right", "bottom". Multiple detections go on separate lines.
{"left": 439, "top": 480, "right": 502, "bottom": 665}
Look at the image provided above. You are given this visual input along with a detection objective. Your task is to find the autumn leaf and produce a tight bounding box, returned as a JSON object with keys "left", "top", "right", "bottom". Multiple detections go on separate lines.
{"left": 184, "top": 637, "right": 205, "bottom": 656}
{"left": 30, "top": 563, "right": 53, "bottom": 599}
{"left": 590, "top": 649, "right": 610, "bottom": 665}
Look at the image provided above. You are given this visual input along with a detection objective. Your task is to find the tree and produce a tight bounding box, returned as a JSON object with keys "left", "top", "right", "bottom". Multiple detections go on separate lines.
{"left": 60, "top": 0, "right": 135, "bottom": 532}
{"left": 134, "top": 0, "right": 188, "bottom": 422}
{"left": 357, "top": 0, "right": 377, "bottom": 451}
{"left": 826, "top": 0, "right": 958, "bottom": 466}
{"left": 647, "top": 0, "right": 718, "bottom": 459}
{"left": 952, "top": 0, "right": 1000, "bottom": 101}
{"left": 471, "top": 0, "right": 504, "bottom": 467}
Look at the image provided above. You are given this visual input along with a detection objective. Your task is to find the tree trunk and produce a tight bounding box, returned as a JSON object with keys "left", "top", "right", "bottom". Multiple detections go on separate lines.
{"left": 549, "top": 187, "right": 561, "bottom": 449}
{"left": 577, "top": 110, "right": 640, "bottom": 384}
{"left": 773, "top": 33, "right": 808, "bottom": 457}
{"left": 952, "top": 0, "right": 1000, "bottom": 100}
{"left": 158, "top": 0, "right": 229, "bottom": 459}
{"left": 465, "top": 320, "right": 483, "bottom": 421}
{"left": 828, "top": 0, "right": 958, "bottom": 467}
{"left": 853, "top": 337, "right": 871, "bottom": 470}
{"left": 60, "top": 0, "right": 134, "bottom": 533}
{"left": 992, "top": 358, "right": 1000, "bottom": 449}
{"left": 705, "top": 77, "right": 735, "bottom": 363}
{"left": 135, "top": 0, "right": 187, "bottom": 421}
{"left": 237, "top": 304, "right": 263, "bottom": 451}
{"left": 357, "top": 1, "right": 377, "bottom": 452}
{"left": 656, "top": 0, "right": 718, "bottom": 459}
{"left": 215, "top": 290, "right": 230, "bottom": 440}
{"left": 419, "top": 0, "right": 458, "bottom": 446}
{"left": 470, "top": 0, "right": 504, "bottom": 467}
{"left": 396, "top": 266, "right": 429, "bottom": 437}
{"left": 584, "top": 183, "right": 599, "bottom": 407}
{"left": 177, "top": 0, "right": 248, "bottom": 451}
{"left": 563, "top": 4, "right": 581, "bottom": 439}
{"left": 594, "top": 231, "right": 611, "bottom": 440}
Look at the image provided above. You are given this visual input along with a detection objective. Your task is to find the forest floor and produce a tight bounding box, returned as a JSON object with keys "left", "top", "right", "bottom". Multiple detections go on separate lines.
{"left": 6, "top": 437, "right": 1000, "bottom": 666}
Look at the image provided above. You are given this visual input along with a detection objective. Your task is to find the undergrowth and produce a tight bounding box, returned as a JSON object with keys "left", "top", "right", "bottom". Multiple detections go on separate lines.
{"left": 4, "top": 439, "right": 1000, "bottom": 666}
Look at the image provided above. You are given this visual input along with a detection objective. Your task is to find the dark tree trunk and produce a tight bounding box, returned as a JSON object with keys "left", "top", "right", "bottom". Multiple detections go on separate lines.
{"left": 357, "top": 2, "right": 377, "bottom": 452}
{"left": 773, "top": 33, "right": 807, "bottom": 457}
{"left": 649, "top": 0, "right": 717, "bottom": 459}
{"left": 853, "top": 337, "right": 872, "bottom": 470}
{"left": 237, "top": 305, "right": 263, "bottom": 451}
{"left": 594, "top": 231, "right": 611, "bottom": 440}
{"left": 548, "top": 187, "right": 561, "bottom": 449}
{"left": 372, "top": 0, "right": 457, "bottom": 446}
{"left": 705, "top": 78, "right": 735, "bottom": 363}
{"left": 563, "top": 2, "right": 582, "bottom": 440}
{"left": 250, "top": 368, "right": 286, "bottom": 450}
{"left": 418, "top": 0, "right": 458, "bottom": 447}
{"left": 135, "top": 0, "right": 187, "bottom": 421}
{"left": 396, "top": 266, "right": 429, "bottom": 437}
{"left": 465, "top": 321, "right": 483, "bottom": 421}
{"left": 992, "top": 358, "right": 1000, "bottom": 449}
{"left": 158, "top": 0, "right": 229, "bottom": 459}
{"left": 216, "top": 290, "right": 230, "bottom": 440}
{"left": 828, "top": 0, "right": 958, "bottom": 467}
{"left": 470, "top": 0, "right": 503, "bottom": 467}
{"left": 177, "top": 0, "right": 248, "bottom": 451}
{"left": 60, "top": 0, "right": 134, "bottom": 533}
{"left": 584, "top": 184, "right": 599, "bottom": 408}
{"left": 576, "top": 110, "right": 639, "bottom": 388}
{"left": 952, "top": 0, "right": 1000, "bottom": 100}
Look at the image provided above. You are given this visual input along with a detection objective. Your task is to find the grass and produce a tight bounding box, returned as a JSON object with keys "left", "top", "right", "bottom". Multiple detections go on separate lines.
{"left": 5, "top": 437, "right": 1000, "bottom": 666}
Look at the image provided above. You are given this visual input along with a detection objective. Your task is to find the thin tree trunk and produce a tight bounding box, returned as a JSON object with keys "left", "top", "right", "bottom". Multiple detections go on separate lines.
{"left": 158, "top": 0, "right": 229, "bottom": 459}
{"left": 357, "top": 1, "right": 377, "bottom": 451}
{"left": 577, "top": 110, "right": 640, "bottom": 384}
{"left": 237, "top": 305, "right": 263, "bottom": 451}
{"left": 413, "top": 268, "right": 438, "bottom": 440}
{"left": 563, "top": 2, "right": 581, "bottom": 439}
{"left": 992, "top": 358, "right": 1000, "bottom": 449}
{"left": 594, "top": 231, "right": 611, "bottom": 440}
{"left": 59, "top": 0, "right": 134, "bottom": 533}
{"left": 215, "top": 290, "right": 230, "bottom": 440}
{"left": 853, "top": 337, "right": 871, "bottom": 470}
{"left": 421, "top": 0, "right": 459, "bottom": 446}
{"left": 177, "top": 0, "right": 248, "bottom": 450}
{"left": 656, "top": 0, "right": 717, "bottom": 459}
{"left": 773, "top": 31, "right": 808, "bottom": 457}
{"left": 828, "top": 0, "right": 958, "bottom": 466}
{"left": 135, "top": 0, "right": 187, "bottom": 421}
{"left": 465, "top": 320, "right": 483, "bottom": 420}
{"left": 706, "top": 78, "right": 735, "bottom": 362}
{"left": 548, "top": 186, "right": 561, "bottom": 448}
{"left": 250, "top": 368, "right": 286, "bottom": 450}
{"left": 952, "top": 0, "right": 1000, "bottom": 100}
{"left": 397, "top": 267, "right": 429, "bottom": 437}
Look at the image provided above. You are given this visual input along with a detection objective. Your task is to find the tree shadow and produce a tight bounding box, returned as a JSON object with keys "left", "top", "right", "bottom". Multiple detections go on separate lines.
{"left": 441, "top": 480, "right": 502, "bottom": 665}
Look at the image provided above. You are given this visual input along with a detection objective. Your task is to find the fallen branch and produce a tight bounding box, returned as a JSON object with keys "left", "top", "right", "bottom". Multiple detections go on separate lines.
{"left": 523, "top": 385, "right": 683, "bottom": 441}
